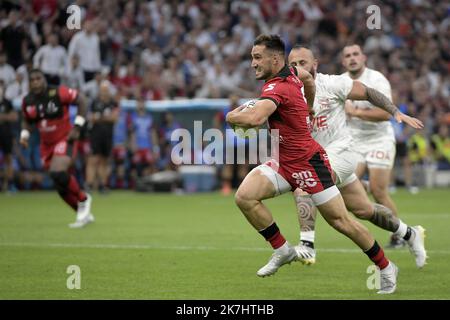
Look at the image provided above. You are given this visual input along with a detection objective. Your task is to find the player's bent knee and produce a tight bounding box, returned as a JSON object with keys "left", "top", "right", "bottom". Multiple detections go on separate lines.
{"left": 234, "top": 190, "right": 259, "bottom": 211}
{"left": 234, "top": 191, "right": 246, "bottom": 208}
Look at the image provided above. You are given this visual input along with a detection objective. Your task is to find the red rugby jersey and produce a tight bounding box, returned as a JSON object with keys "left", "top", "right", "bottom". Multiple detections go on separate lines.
{"left": 22, "top": 86, "right": 78, "bottom": 145}
{"left": 259, "top": 65, "right": 322, "bottom": 163}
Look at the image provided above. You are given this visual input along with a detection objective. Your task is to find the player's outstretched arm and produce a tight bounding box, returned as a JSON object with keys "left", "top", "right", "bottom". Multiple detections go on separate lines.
{"left": 20, "top": 98, "right": 33, "bottom": 149}
{"left": 19, "top": 120, "right": 33, "bottom": 149}
{"left": 226, "top": 99, "right": 277, "bottom": 128}
{"left": 346, "top": 81, "right": 424, "bottom": 129}
{"left": 294, "top": 66, "right": 315, "bottom": 113}
{"left": 68, "top": 92, "right": 88, "bottom": 142}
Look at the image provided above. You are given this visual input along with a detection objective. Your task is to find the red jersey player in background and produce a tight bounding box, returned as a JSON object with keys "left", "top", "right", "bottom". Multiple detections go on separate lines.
{"left": 226, "top": 34, "right": 398, "bottom": 294}
{"left": 20, "top": 69, "right": 94, "bottom": 228}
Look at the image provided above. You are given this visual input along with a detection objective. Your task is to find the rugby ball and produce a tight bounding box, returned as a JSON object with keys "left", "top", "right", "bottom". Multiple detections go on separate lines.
{"left": 233, "top": 99, "right": 258, "bottom": 138}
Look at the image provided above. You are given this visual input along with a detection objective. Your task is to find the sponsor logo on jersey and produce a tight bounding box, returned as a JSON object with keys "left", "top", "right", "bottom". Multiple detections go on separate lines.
{"left": 292, "top": 76, "right": 301, "bottom": 84}
{"left": 292, "top": 170, "right": 318, "bottom": 188}
{"left": 369, "top": 150, "right": 391, "bottom": 160}
{"left": 54, "top": 141, "right": 68, "bottom": 154}
{"left": 68, "top": 88, "right": 78, "bottom": 100}
{"left": 26, "top": 105, "right": 38, "bottom": 118}
{"left": 39, "top": 119, "right": 57, "bottom": 132}
{"left": 46, "top": 101, "right": 58, "bottom": 114}
{"left": 318, "top": 98, "right": 330, "bottom": 110}
{"left": 312, "top": 115, "right": 328, "bottom": 131}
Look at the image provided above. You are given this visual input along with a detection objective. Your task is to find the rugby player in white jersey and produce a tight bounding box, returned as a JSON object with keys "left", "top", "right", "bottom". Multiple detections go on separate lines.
{"left": 342, "top": 44, "right": 409, "bottom": 248}
{"left": 287, "top": 46, "right": 427, "bottom": 268}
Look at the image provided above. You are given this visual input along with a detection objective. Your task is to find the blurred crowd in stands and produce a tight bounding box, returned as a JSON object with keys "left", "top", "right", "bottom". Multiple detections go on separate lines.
{"left": 0, "top": 0, "right": 449, "bottom": 193}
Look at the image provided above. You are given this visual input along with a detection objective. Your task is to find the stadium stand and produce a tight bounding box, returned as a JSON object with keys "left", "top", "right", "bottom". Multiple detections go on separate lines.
{"left": 0, "top": 0, "right": 449, "bottom": 192}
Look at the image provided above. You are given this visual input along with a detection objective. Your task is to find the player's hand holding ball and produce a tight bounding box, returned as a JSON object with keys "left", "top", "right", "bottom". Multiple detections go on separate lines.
{"left": 68, "top": 115, "right": 85, "bottom": 143}
{"left": 232, "top": 99, "right": 259, "bottom": 139}
{"left": 20, "top": 129, "right": 30, "bottom": 148}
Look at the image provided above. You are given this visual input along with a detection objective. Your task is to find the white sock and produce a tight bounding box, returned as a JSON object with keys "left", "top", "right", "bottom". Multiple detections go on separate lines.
{"left": 300, "top": 231, "right": 315, "bottom": 243}
{"left": 275, "top": 241, "right": 290, "bottom": 255}
{"left": 394, "top": 220, "right": 408, "bottom": 238}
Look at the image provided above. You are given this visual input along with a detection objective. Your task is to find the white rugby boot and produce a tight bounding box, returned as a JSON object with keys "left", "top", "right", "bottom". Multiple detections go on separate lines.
{"left": 407, "top": 226, "right": 427, "bottom": 268}
{"left": 294, "top": 243, "right": 316, "bottom": 265}
{"left": 69, "top": 194, "right": 94, "bottom": 228}
{"left": 377, "top": 261, "right": 399, "bottom": 294}
{"left": 257, "top": 244, "right": 298, "bottom": 277}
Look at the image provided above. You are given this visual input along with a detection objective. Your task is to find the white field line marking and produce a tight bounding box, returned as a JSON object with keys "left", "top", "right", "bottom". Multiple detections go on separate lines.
{"left": 403, "top": 214, "right": 450, "bottom": 218}
{"left": 0, "top": 242, "right": 449, "bottom": 255}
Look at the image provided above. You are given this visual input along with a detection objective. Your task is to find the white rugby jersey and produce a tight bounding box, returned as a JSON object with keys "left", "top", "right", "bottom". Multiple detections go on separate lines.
{"left": 342, "top": 67, "right": 395, "bottom": 143}
{"left": 310, "top": 73, "right": 354, "bottom": 149}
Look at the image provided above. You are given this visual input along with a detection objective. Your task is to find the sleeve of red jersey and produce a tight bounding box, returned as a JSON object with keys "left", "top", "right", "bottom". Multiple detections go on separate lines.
{"left": 58, "top": 85, "right": 79, "bottom": 105}
{"left": 259, "top": 82, "right": 284, "bottom": 107}
{"left": 21, "top": 98, "right": 29, "bottom": 120}
{"left": 21, "top": 98, "right": 34, "bottom": 123}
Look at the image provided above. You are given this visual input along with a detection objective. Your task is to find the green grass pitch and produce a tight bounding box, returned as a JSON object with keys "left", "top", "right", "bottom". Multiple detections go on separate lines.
{"left": 1, "top": 189, "right": 449, "bottom": 299}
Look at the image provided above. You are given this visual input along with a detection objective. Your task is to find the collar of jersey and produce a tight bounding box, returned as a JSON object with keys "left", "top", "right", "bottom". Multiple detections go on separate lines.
{"left": 266, "top": 64, "right": 291, "bottom": 82}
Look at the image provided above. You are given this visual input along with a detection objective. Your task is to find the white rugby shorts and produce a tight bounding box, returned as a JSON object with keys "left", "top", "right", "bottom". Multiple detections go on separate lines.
{"left": 351, "top": 139, "right": 396, "bottom": 170}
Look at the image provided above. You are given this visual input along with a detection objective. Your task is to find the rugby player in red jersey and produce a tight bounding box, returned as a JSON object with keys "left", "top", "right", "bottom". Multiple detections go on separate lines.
{"left": 20, "top": 69, "right": 94, "bottom": 228}
{"left": 226, "top": 35, "right": 397, "bottom": 294}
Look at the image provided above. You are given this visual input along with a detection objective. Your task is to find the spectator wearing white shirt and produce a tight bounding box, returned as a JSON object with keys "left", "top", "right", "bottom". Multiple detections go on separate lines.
{"left": 83, "top": 72, "right": 103, "bottom": 103}
{"left": 14, "top": 59, "right": 33, "bottom": 93}
{"left": 0, "top": 52, "right": 16, "bottom": 86}
{"left": 63, "top": 54, "right": 85, "bottom": 91}
{"left": 68, "top": 20, "right": 101, "bottom": 82}
{"left": 33, "top": 34, "right": 67, "bottom": 85}
{"left": 5, "top": 71, "right": 28, "bottom": 100}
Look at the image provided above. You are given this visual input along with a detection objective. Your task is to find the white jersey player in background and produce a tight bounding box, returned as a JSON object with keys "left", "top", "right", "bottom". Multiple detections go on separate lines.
{"left": 342, "top": 44, "right": 407, "bottom": 248}
{"left": 287, "top": 46, "right": 427, "bottom": 268}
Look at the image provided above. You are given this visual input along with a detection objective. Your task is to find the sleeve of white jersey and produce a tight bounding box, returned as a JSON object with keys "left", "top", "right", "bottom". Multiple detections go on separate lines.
{"left": 373, "top": 72, "right": 393, "bottom": 102}
{"left": 327, "top": 74, "right": 354, "bottom": 101}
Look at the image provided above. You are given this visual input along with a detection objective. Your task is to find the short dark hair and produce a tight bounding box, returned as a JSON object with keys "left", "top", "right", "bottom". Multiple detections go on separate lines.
{"left": 343, "top": 43, "right": 363, "bottom": 52}
{"left": 253, "top": 34, "right": 285, "bottom": 55}
{"left": 291, "top": 45, "right": 316, "bottom": 57}
{"left": 29, "top": 68, "right": 45, "bottom": 77}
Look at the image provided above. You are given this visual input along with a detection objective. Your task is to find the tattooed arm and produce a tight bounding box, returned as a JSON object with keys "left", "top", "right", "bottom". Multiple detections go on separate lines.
{"left": 346, "top": 81, "right": 424, "bottom": 129}
{"left": 346, "top": 81, "right": 395, "bottom": 120}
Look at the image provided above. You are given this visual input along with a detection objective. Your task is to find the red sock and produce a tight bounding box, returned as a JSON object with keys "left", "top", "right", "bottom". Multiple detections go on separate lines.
{"left": 259, "top": 222, "right": 287, "bottom": 249}
{"left": 267, "top": 231, "right": 287, "bottom": 249}
{"left": 58, "top": 191, "right": 78, "bottom": 211}
{"left": 365, "top": 241, "right": 389, "bottom": 270}
{"left": 67, "top": 175, "right": 87, "bottom": 202}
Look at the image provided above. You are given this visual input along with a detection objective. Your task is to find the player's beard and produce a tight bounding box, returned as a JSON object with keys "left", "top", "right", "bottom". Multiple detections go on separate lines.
{"left": 255, "top": 67, "right": 270, "bottom": 80}
{"left": 348, "top": 62, "right": 363, "bottom": 76}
